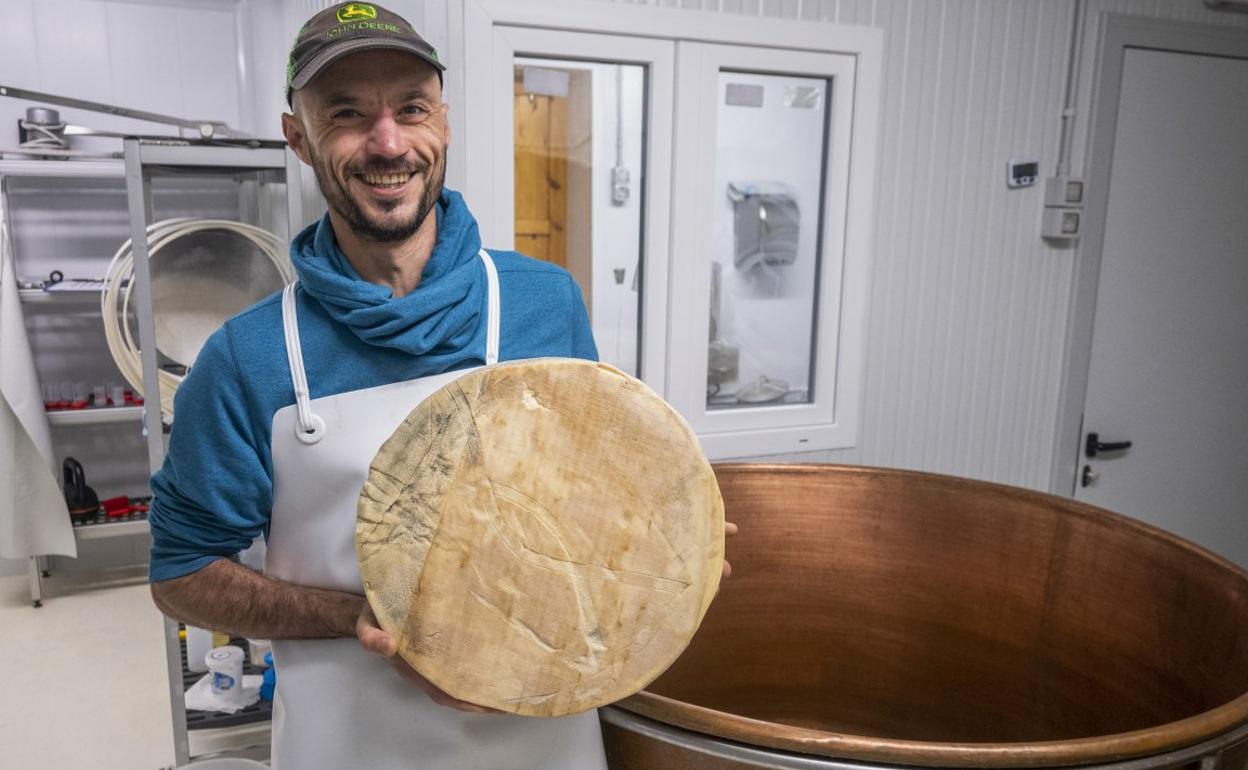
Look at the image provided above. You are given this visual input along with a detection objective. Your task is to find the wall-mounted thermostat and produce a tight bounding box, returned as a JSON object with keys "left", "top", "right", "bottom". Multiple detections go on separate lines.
{"left": 1007, "top": 159, "right": 1040, "bottom": 188}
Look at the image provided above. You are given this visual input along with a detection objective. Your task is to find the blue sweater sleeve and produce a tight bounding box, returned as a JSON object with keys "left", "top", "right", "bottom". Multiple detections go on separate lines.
{"left": 567, "top": 277, "right": 599, "bottom": 363}
{"left": 148, "top": 328, "right": 273, "bottom": 582}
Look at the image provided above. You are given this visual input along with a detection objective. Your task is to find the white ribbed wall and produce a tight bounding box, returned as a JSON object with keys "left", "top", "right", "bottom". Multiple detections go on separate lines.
{"left": 212, "top": 0, "right": 1248, "bottom": 492}
{"left": 566, "top": 0, "right": 1248, "bottom": 491}
{"left": 5, "top": 1, "right": 1244, "bottom": 580}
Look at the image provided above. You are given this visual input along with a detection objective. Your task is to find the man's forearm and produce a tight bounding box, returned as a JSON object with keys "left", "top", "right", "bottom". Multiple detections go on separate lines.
{"left": 151, "top": 558, "right": 363, "bottom": 640}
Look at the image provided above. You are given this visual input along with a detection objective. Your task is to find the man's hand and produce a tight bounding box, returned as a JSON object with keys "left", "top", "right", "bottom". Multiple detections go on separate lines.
{"left": 723, "top": 520, "right": 738, "bottom": 580}
{"left": 356, "top": 604, "right": 501, "bottom": 714}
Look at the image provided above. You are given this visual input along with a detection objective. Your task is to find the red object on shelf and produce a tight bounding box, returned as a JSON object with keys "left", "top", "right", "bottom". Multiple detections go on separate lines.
{"left": 101, "top": 496, "right": 131, "bottom": 519}
{"left": 98, "top": 496, "right": 149, "bottom": 518}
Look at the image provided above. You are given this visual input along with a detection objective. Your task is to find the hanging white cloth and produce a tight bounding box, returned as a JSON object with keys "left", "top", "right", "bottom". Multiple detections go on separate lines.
{"left": 0, "top": 199, "right": 75, "bottom": 560}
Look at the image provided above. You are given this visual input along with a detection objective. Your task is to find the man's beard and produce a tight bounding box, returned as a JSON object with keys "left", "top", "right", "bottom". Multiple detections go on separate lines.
{"left": 308, "top": 147, "right": 445, "bottom": 243}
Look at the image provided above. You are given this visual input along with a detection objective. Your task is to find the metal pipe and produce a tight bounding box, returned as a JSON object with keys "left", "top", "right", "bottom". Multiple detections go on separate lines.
{"left": 1055, "top": 0, "right": 1085, "bottom": 178}
{"left": 123, "top": 138, "right": 191, "bottom": 767}
{"left": 0, "top": 84, "right": 241, "bottom": 139}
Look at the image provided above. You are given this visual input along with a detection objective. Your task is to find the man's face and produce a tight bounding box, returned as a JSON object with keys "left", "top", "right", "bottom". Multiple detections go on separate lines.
{"left": 283, "top": 49, "right": 449, "bottom": 243}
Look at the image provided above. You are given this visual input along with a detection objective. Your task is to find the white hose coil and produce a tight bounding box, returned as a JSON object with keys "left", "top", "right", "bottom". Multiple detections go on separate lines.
{"left": 101, "top": 219, "right": 292, "bottom": 420}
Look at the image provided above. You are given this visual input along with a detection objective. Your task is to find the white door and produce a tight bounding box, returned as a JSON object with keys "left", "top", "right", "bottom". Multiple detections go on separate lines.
{"left": 1075, "top": 45, "right": 1248, "bottom": 567}
{"left": 453, "top": 1, "right": 881, "bottom": 458}
{"left": 479, "top": 26, "right": 675, "bottom": 392}
{"left": 667, "top": 42, "right": 865, "bottom": 460}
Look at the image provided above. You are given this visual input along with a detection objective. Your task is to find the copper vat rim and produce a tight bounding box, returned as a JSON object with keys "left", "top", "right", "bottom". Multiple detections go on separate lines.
{"left": 618, "top": 463, "right": 1248, "bottom": 768}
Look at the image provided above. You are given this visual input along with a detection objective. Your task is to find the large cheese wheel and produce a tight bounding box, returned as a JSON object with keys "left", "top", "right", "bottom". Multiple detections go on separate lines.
{"left": 356, "top": 358, "right": 724, "bottom": 717}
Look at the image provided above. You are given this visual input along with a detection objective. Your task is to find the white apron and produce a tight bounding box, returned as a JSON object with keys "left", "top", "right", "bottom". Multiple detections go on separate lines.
{"left": 265, "top": 250, "right": 607, "bottom": 770}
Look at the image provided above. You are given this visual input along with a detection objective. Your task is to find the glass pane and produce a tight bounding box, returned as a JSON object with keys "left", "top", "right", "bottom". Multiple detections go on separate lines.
{"left": 707, "top": 71, "right": 829, "bottom": 410}
{"left": 513, "top": 58, "right": 647, "bottom": 377}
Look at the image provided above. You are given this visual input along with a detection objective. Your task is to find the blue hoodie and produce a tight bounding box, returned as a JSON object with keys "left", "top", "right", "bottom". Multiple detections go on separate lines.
{"left": 148, "top": 190, "right": 596, "bottom": 582}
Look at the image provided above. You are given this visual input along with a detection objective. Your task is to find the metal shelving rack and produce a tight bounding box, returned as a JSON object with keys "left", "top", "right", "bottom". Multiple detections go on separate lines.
{"left": 46, "top": 405, "right": 144, "bottom": 426}
{"left": 121, "top": 137, "right": 305, "bottom": 767}
{"left": 0, "top": 157, "right": 149, "bottom": 606}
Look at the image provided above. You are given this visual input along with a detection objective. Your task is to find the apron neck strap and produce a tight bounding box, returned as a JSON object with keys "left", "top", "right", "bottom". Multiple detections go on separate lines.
{"left": 479, "top": 248, "right": 500, "bottom": 366}
{"left": 281, "top": 283, "right": 325, "bottom": 443}
{"left": 280, "top": 250, "right": 502, "bottom": 442}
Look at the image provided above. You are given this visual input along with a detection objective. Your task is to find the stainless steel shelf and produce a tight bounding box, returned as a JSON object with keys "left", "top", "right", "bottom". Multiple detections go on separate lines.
{"left": 121, "top": 138, "right": 304, "bottom": 768}
{"left": 72, "top": 517, "right": 149, "bottom": 541}
{"left": 0, "top": 158, "right": 124, "bottom": 178}
{"left": 133, "top": 142, "right": 288, "bottom": 171}
{"left": 188, "top": 721, "right": 272, "bottom": 762}
{"left": 18, "top": 288, "right": 104, "bottom": 303}
{"left": 47, "top": 406, "right": 143, "bottom": 426}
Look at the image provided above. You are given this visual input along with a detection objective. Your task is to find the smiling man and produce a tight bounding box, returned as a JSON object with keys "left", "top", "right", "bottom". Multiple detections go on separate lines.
{"left": 146, "top": 4, "right": 606, "bottom": 768}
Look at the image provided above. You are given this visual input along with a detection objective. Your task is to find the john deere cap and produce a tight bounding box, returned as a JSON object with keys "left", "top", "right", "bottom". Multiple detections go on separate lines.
{"left": 286, "top": 2, "right": 445, "bottom": 105}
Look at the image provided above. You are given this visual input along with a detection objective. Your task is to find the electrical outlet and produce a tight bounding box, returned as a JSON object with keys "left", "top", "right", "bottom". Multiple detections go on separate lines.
{"left": 1042, "top": 207, "right": 1081, "bottom": 240}
{"left": 611, "top": 166, "right": 630, "bottom": 206}
{"left": 1045, "top": 176, "right": 1085, "bottom": 206}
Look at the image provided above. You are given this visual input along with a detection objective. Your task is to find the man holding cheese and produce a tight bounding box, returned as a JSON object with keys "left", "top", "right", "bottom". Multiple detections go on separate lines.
{"left": 148, "top": 4, "right": 732, "bottom": 768}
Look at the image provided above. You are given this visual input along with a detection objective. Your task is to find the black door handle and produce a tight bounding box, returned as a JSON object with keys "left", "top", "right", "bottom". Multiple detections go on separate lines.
{"left": 1086, "top": 432, "right": 1133, "bottom": 458}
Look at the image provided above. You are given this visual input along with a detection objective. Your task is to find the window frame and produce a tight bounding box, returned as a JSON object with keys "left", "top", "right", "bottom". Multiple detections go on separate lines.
{"left": 449, "top": 0, "right": 882, "bottom": 458}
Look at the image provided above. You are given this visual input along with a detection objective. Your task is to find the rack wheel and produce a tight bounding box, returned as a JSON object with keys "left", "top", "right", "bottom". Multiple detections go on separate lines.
{"left": 32, "top": 600, "right": 42, "bottom": 608}
{"left": 41, "top": 570, "right": 50, "bottom": 578}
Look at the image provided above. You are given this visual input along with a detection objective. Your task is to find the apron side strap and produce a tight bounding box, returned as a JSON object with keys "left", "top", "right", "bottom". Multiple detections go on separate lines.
{"left": 479, "top": 249, "right": 500, "bottom": 366}
{"left": 281, "top": 282, "right": 325, "bottom": 444}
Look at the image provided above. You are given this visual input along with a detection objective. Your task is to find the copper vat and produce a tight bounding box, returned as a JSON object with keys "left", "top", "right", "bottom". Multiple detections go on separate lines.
{"left": 601, "top": 464, "right": 1248, "bottom": 769}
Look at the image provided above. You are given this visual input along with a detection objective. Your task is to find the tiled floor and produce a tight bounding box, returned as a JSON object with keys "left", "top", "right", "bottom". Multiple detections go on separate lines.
{"left": 0, "top": 567, "right": 176, "bottom": 769}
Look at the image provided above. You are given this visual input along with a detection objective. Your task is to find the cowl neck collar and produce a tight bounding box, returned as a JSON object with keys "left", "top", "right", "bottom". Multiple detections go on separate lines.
{"left": 289, "top": 189, "right": 487, "bottom": 361}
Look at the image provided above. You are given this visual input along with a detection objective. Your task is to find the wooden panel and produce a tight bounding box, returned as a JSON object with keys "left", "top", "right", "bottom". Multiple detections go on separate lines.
{"left": 515, "top": 234, "right": 546, "bottom": 258}
{"left": 515, "top": 219, "right": 551, "bottom": 236}
{"left": 514, "top": 75, "right": 569, "bottom": 268}
{"left": 547, "top": 91, "right": 568, "bottom": 267}
{"left": 514, "top": 90, "right": 552, "bottom": 262}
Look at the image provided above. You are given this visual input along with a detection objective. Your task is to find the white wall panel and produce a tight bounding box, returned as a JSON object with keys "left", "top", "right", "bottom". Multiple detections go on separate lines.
{"left": 105, "top": 4, "right": 187, "bottom": 119}
{"left": 742, "top": 0, "right": 1073, "bottom": 491}
{"left": 174, "top": 6, "right": 245, "bottom": 129}
{"left": 0, "top": 0, "right": 242, "bottom": 141}
{"left": 0, "top": 5, "right": 43, "bottom": 90}
{"left": 35, "top": 1, "right": 114, "bottom": 105}
{"left": 558, "top": 0, "right": 1248, "bottom": 492}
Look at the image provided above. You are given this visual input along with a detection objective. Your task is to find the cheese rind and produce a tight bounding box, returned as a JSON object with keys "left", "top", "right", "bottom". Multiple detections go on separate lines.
{"left": 357, "top": 358, "right": 725, "bottom": 717}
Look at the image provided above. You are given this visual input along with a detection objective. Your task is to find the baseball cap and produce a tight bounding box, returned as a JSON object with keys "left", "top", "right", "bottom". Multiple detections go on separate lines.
{"left": 286, "top": 2, "right": 446, "bottom": 105}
